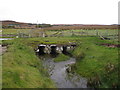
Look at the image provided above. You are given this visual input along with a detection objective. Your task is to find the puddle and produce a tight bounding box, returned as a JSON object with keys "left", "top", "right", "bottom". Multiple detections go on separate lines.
{"left": 39, "top": 54, "right": 87, "bottom": 88}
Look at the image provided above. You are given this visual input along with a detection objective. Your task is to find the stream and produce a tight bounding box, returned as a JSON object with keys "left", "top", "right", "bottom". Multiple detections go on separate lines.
{"left": 39, "top": 54, "right": 87, "bottom": 88}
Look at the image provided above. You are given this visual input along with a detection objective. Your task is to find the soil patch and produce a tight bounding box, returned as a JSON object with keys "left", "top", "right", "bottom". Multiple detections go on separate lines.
{"left": 101, "top": 43, "right": 120, "bottom": 48}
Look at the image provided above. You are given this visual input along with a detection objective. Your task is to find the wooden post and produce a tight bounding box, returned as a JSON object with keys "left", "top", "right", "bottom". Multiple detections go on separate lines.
{"left": 96, "top": 29, "right": 99, "bottom": 36}
{"left": 87, "top": 29, "right": 88, "bottom": 36}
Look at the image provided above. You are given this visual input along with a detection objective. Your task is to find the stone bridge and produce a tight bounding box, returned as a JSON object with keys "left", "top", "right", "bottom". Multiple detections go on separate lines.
{"left": 36, "top": 44, "right": 76, "bottom": 54}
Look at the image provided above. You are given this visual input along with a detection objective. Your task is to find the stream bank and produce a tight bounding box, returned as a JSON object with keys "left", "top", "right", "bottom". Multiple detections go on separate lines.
{"left": 2, "top": 39, "right": 56, "bottom": 88}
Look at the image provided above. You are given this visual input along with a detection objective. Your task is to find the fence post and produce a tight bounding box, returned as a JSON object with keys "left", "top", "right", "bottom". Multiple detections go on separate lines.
{"left": 96, "top": 29, "right": 99, "bottom": 36}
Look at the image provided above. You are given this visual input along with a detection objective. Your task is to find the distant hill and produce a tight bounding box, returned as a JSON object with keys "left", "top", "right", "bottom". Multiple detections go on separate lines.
{"left": 1, "top": 20, "right": 29, "bottom": 25}
{"left": 1, "top": 20, "right": 36, "bottom": 29}
{"left": 0, "top": 20, "right": 118, "bottom": 29}
{"left": 49, "top": 24, "right": 118, "bottom": 30}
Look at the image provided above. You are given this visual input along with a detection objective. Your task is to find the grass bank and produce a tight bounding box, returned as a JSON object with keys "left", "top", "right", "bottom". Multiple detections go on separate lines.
{"left": 2, "top": 39, "right": 55, "bottom": 88}
{"left": 72, "top": 37, "right": 119, "bottom": 88}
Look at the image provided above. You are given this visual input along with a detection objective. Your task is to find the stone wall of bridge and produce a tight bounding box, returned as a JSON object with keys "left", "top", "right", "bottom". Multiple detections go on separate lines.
{"left": 36, "top": 44, "right": 76, "bottom": 54}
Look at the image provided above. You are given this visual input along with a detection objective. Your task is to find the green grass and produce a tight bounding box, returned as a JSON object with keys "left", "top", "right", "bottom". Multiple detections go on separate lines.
{"left": 54, "top": 54, "right": 70, "bottom": 62}
{"left": 2, "top": 29, "right": 31, "bottom": 34}
{"left": 18, "top": 37, "right": 78, "bottom": 49}
{"left": 72, "top": 37, "right": 118, "bottom": 88}
{"left": 2, "top": 29, "right": 118, "bottom": 41}
{"left": 2, "top": 39, "right": 56, "bottom": 88}
{"left": 47, "top": 29, "right": 118, "bottom": 37}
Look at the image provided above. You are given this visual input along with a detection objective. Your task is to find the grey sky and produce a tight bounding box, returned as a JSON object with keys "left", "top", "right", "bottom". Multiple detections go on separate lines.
{"left": 0, "top": 0, "right": 119, "bottom": 24}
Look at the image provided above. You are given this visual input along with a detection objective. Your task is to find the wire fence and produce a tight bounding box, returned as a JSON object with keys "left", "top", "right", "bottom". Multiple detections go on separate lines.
{"left": 2, "top": 28, "right": 118, "bottom": 41}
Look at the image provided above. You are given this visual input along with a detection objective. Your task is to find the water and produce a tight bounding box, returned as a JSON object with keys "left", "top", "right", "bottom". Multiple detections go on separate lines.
{"left": 0, "top": 38, "right": 13, "bottom": 40}
{"left": 40, "top": 54, "right": 87, "bottom": 88}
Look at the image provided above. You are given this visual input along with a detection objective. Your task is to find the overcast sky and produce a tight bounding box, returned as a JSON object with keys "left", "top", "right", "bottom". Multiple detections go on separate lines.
{"left": 0, "top": 0, "right": 119, "bottom": 24}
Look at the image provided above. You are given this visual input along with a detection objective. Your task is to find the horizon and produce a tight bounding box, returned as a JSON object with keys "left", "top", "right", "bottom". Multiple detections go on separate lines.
{"left": 1, "top": 20, "right": 118, "bottom": 25}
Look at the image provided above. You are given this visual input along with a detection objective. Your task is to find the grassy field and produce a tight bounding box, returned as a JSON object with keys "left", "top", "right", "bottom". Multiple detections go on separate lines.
{"left": 2, "top": 29, "right": 31, "bottom": 34}
{"left": 2, "top": 28, "right": 119, "bottom": 88}
{"left": 47, "top": 29, "right": 118, "bottom": 36}
{"left": 2, "top": 29, "right": 118, "bottom": 40}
